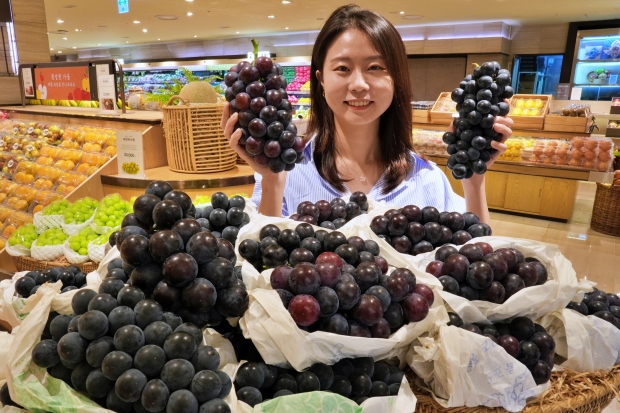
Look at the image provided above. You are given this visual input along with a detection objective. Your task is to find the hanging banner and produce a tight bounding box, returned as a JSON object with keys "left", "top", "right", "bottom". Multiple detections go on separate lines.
{"left": 33, "top": 66, "right": 91, "bottom": 101}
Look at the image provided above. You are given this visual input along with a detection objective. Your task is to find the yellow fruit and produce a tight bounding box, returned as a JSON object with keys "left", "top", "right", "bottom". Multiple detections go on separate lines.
{"left": 513, "top": 108, "right": 523, "bottom": 116}
{"left": 534, "top": 99, "right": 543, "bottom": 109}
{"left": 525, "top": 99, "right": 534, "bottom": 108}
{"left": 516, "top": 99, "right": 525, "bottom": 108}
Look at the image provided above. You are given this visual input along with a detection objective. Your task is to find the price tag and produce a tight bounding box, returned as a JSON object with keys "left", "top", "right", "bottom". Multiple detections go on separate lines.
{"left": 12, "top": 127, "right": 17, "bottom": 135}
{"left": 27, "top": 127, "right": 34, "bottom": 134}
{"left": 116, "top": 130, "right": 145, "bottom": 178}
{"left": 26, "top": 144, "right": 34, "bottom": 152}
{"left": 43, "top": 129, "right": 49, "bottom": 136}
{"left": 7, "top": 160, "right": 14, "bottom": 168}
{"left": 12, "top": 143, "right": 19, "bottom": 150}
{"left": 0, "top": 140, "right": 5, "bottom": 147}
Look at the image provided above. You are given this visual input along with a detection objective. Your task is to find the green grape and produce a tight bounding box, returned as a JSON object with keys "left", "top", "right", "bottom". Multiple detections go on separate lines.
{"left": 93, "top": 194, "right": 131, "bottom": 229}
{"left": 41, "top": 200, "right": 71, "bottom": 216}
{"left": 194, "top": 195, "right": 211, "bottom": 205}
{"left": 37, "top": 228, "right": 68, "bottom": 247}
{"left": 8, "top": 224, "right": 39, "bottom": 247}
{"left": 63, "top": 197, "right": 99, "bottom": 224}
{"left": 68, "top": 226, "right": 99, "bottom": 254}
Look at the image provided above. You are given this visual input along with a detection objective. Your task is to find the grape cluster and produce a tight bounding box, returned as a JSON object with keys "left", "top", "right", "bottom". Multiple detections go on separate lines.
{"left": 64, "top": 197, "right": 99, "bottom": 225}
{"left": 69, "top": 227, "right": 99, "bottom": 256}
{"left": 448, "top": 314, "right": 554, "bottom": 385}
{"left": 426, "top": 243, "right": 548, "bottom": 304}
{"left": 289, "top": 192, "right": 368, "bottom": 229}
{"left": 31, "top": 287, "right": 232, "bottom": 413}
{"left": 239, "top": 224, "right": 433, "bottom": 337}
{"left": 192, "top": 192, "right": 250, "bottom": 246}
{"left": 93, "top": 194, "right": 132, "bottom": 229}
{"left": 370, "top": 206, "right": 491, "bottom": 256}
{"left": 566, "top": 288, "right": 620, "bottom": 329}
{"left": 444, "top": 61, "right": 513, "bottom": 179}
{"left": 41, "top": 199, "right": 70, "bottom": 216}
{"left": 37, "top": 228, "right": 68, "bottom": 246}
{"left": 234, "top": 357, "right": 405, "bottom": 407}
{"left": 111, "top": 181, "right": 249, "bottom": 329}
{"left": 8, "top": 223, "right": 38, "bottom": 249}
{"left": 14, "top": 265, "right": 87, "bottom": 298}
{"left": 224, "top": 57, "right": 304, "bottom": 173}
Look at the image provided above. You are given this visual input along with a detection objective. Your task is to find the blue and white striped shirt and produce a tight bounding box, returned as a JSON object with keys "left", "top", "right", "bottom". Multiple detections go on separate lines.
{"left": 251, "top": 138, "right": 466, "bottom": 216}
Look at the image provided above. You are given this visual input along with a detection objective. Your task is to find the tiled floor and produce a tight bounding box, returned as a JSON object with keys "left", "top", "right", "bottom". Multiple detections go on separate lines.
{"left": 489, "top": 181, "right": 620, "bottom": 293}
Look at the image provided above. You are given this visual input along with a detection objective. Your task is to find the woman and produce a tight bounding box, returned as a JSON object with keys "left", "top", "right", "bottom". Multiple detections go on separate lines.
{"left": 221, "top": 4, "right": 513, "bottom": 224}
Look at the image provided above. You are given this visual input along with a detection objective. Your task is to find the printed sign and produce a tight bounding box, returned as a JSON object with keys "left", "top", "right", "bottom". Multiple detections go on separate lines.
{"left": 97, "top": 75, "right": 118, "bottom": 115}
{"left": 555, "top": 83, "right": 570, "bottom": 100}
{"left": 33, "top": 66, "right": 91, "bottom": 101}
{"left": 570, "top": 87, "right": 583, "bottom": 100}
{"left": 117, "top": 130, "right": 145, "bottom": 178}
{"left": 118, "top": 0, "right": 129, "bottom": 13}
{"left": 22, "top": 68, "right": 34, "bottom": 97}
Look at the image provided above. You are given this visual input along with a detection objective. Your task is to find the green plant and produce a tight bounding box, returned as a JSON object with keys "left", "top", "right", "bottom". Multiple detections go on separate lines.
{"left": 144, "top": 67, "right": 222, "bottom": 104}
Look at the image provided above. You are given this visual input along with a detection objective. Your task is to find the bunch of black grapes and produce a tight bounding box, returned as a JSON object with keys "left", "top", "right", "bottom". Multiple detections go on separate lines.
{"left": 448, "top": 313, "right": 555, "bottom": 385}
{"left": 426, "top": 243, "right": 548, "bottom": 304}
{"left": 239, "top": 224, "right": 434, "bottom": 337}
{"left": 224, "top": 56, "right": 304, "bottom": 173}
{"left": 566, "top": 288, "right": 620, "bottom": 329}
{"left": 192, "top": 192, "right": 251, "bottom": 246}
{"left": 444, "top": 61, "right": 513, "bottom": 179}
{"left": 289, "top": 192, "right": 369, "bottom": 229}
{"left": 14, "top": 265, "right": 88, "bottom": 298}
{"left": 370, "top": 206, "right": 491, "bottom": 256}
{"left": 31, "top": 285, "right": 233, "bottom": 413}
{"left": 109, "top": 181, "right": 249, "bottom": 329}
{"left": 234, "top": 357, "right": 405, "bottom": 407}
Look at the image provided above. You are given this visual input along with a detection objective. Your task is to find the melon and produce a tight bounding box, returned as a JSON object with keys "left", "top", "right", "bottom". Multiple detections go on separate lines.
{"left": 179, "top": 82, "right": 220, "bottom": 104}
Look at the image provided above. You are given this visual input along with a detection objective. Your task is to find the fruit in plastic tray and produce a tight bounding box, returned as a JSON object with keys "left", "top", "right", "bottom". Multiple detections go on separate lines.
{"left": 58, "top": 149, "right": 84, "bottom": 163}
{"left": 0, "top": 206, "right": 12, "bottom": 222}
{"left": 2, "top": 212, "right": 33, "bottom": 238}
{"left": 82, "top": 153, "right": 110, "bottom": 168}
{"left": 33, "top": 190, "right": 63, "bottom": 208}
{"left": 75, "top": 163, "right": 98, "bottom": 176}
{"left": 35, "top": 156, "right": 55, "bottom": 166}
{"left": 37, "top": 227, "right": 68, "bottom": 246}
{"left": 104, "top": 145, "right": 117, "bottom": 156}
{"left": 36, "top": 166, "right": 63, "bottom": 182}
{"left": 69, "top": 226, "right": 99, "bottom": 255}
{"left": 93, "top": 194, "right": 131, "bottom": 228}
{"left": 7, "top": 197, "right": 28, "bottom": 211}
{"left": 64, "top": 197, "right": 99, "bottom": 224}
{"left": 11, "top": 185, "right": 38, "bottom": 202}
{"left": 42, "top": 199, "right": 70, "bottom": 216}
{"left": 13, "top": 171, "right": 34, "bottom": 185}
{"left": 8, "top": 223, "right": 38, "bottom": 248}
{"left": 16, "top": 161, "right": 40, "bottom": 176}
{"left": 53, "top": 159, "right": 76, "bottom": 171}
{"left": 40, "top": 146, "right": 62, "bottom": 158}
{"left": 0, "top": 180, "right": 17, "bottom": 194}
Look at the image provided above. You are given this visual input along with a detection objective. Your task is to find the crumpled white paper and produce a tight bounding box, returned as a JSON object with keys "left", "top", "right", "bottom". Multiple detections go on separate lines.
{"left": 407, "top": 325, "right": 549, "bottom": 412}
{"left": 410, "top": 236, "right": 584, "bottom": 324}
{"left": 538, "top": 308, "right": 620, "bottom": 372}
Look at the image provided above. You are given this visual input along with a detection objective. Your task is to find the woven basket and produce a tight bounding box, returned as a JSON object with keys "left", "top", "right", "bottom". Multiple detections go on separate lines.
{"left": 591, "top": 183, "right": 620, "bottom": 237}
{"left": 162, "top": 96, "right": 237, "bottom": 173}
{"left": 408, "top": 365, "right": 620, "bottom": 413}
{"left": 12, "top": 255, "right": 98, "bottom": 274}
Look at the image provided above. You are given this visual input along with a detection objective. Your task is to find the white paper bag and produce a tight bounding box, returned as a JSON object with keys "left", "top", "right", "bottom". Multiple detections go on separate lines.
{"left": 0, "top": 273, "right": 29, "bottom": 328}
{"left": 411, "top": 236, "right": 580, "bottom": 324}
{"left": 537, "top": 308, "right": 620, "bottom": 372}
{"left": 0, "top": 333, "right": 14, "bottom": 381}
{"left": 407, "top": 325, "right": 548, "bottom": 412}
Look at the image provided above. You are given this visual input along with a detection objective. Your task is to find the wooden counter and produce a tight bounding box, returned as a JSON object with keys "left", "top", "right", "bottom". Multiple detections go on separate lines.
{"left": 0, "top": 105, "right": 163, "bottom": 125}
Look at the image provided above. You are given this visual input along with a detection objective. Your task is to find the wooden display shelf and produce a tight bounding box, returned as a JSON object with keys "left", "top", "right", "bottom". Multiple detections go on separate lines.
{"left": 412, "top": 122, "right": 591, "bottom": 140}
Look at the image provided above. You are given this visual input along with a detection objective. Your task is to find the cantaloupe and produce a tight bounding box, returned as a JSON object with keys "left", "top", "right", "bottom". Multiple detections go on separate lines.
{"left": 179, "top": 82, "right": 220, "bottom": 104}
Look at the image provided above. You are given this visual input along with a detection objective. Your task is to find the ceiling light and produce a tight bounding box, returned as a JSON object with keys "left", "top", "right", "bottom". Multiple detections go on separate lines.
{"left": 58, "top": 51, "right": 62, "bottom": 53}
{"left": 133, "top": 20, "right": 140, "bottom": 24}
{"left": 194, "top": 35, "right": 198, "bottom": 37}
{"left": 399, "top": 11, "right": 405, "bottom": 14}
{"left": 97, "top": 44, "right": 100, "bottom": 45}
{"left": 50, "top": 48, "right": 54, "bottom": 50}
{"left": 235, "top": 31, "right": 240, "bottom": 34}
{"left": 268, "top": 15, "right": 275, "bottom": 18}
{"left": 285, "top": 27, "right": 289, "bottom": 29}
{"left": 401, "top": 15, "right": 423, "bottom": 19}
{"left": 142, "top": 28, "right": 148, "bottom": 32}
{"left": 158, "top": 38, "right": 161, "bottom": 40}
{"left": 186, "top": 0, "right": 193, "bottom": 2}
{"left": 126, "top": 41, "right": 129, "bottom": 43}
{"left": 156, "top": 15, "right": 178, "bottom": 20}
{"left": 62, "top": 37, "right": 67, "bottom": 40}
{"left": 74, "top": 28, "right": 79, "bottom": 31}
{"left": 282, "top": 0, "right": 291, "bottom": 3}
{"left": 72, "top": 46, "right": 76, "bottom": 49}
{"left": 187, "top": 12, "right": 193, "bottom": 16}
{"left": 57, "top": 19, "right": 64, "bottom": 23}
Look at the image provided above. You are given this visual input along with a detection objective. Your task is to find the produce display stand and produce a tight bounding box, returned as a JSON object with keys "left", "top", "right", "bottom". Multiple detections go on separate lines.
{"left": 409, "top": 365, "right": 620, "bottom": 413}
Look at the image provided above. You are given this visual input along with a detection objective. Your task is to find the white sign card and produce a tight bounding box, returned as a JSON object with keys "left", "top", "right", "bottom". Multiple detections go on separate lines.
{"left": 96, "top": 64, "right": 110, "bottom": 78}
{"left": 117, "top": 130, "right": 145, "bottom": 178}
{"left": 97, "top": 74, "right": 118, "bottom": 115}
{"left": 570, "top": 87, "right": 583, "bottom": 100}
{"left": 22, "top": 68, "right": 34, "bottom": 98}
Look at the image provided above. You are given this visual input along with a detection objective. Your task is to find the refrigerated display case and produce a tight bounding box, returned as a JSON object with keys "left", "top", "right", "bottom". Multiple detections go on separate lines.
{"left": 570, "top": 29, "right": 620, "bottom": 101}
{"left": 511, "top": 55, "right": 563, "bottom": 96}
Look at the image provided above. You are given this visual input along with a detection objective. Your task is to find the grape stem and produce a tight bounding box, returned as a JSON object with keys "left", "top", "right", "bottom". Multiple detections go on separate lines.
{"left": 251, "top": 38, "right": 259, "bottom": 65}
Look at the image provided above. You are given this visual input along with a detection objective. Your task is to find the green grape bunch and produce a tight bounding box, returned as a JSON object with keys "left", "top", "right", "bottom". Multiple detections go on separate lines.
{"left": 37, "top": 228, "right": 68, "bottom": 247}
{"left": 42, "top": 200, "right": 71, "bottom": 216}
{"left": 8, "top": 224, "right": 39, "bottom": 249}
{"left": 94, "top": 194, "right": 131, "bottom": 228}
{"left": 69, "top": 227, "right": 99, "bottom": 256}
{"left": 64, "top": 197, "right": 99, "bottom": 225}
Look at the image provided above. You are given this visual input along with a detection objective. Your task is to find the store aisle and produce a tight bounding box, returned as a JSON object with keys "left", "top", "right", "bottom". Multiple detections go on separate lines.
{"left": 490, "top": 182, "right": 619, "bottom": 293}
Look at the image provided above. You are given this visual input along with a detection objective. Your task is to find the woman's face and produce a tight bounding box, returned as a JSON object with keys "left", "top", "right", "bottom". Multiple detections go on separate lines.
{"left": 319, "top": 29, "right": 394, "bottom": 128}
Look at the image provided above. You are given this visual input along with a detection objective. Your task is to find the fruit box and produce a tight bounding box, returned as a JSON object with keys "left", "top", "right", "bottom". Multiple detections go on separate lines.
{"left": 606, "top": 120, "right": 620, "bottom": 138}
{"left": 543, "top": 114, "right": 593, "bottom": 133}
{"left": 412, "top": 109, "right": 431, "bottom": 124}
{"left": 430, "top": 92, "right": 457, "bottom": 125}
{"left": 508, "top": 94, "right": 552, "bottom": 131}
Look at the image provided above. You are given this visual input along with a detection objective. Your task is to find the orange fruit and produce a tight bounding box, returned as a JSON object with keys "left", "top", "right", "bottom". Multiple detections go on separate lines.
{"left": 105, "top": 146, "right": 117, "bottom": 156}
{"left": 33, "top": 205, "right": 44, "bottom": 213}
{"left": 63, "top": 185, "right": 75, "bottom": 195}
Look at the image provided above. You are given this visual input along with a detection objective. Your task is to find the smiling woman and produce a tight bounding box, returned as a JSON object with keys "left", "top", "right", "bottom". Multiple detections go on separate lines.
{"left": 221, "top": 4, "right": 513, "bottom": 222}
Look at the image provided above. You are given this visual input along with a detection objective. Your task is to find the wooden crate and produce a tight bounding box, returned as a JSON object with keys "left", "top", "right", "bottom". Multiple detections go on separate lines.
{"left": 412, "top": 109, "right": 431, "bottom": 123}
{"left": 509, "top": 94, "right": 552, "bottom": 131}
{"left": 430, "top": 92, "right": 457, "bottom": 125}
{"left": 544, "top": 114, "right": 593, "bottom": 133}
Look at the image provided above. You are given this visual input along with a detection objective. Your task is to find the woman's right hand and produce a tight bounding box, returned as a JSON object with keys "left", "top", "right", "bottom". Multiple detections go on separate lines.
{"left": 220, "top": 102, "right": 286, "bottom": 183}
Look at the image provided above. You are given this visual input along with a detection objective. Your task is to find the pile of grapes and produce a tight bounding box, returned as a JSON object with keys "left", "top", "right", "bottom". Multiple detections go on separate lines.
{"left": 224, "top": 53, "right": 304, "bottom": 173}
{"left": 370, "top": 206, "right": 491, "bottom": 256}
{"left": 15, "top": 265, "right": 87, "bottom": 297}
{"left": 192, "top": 192, "right": 250, "bottom": 246}
{"left": 239, "top": 224, "right": 434, "bottom": 337}
{"left": 234, "top": 357, "right": 405, "bottom": 407}
{"left": 448, "top": 313, "right": 555, "bottom": 385}
{"left": 444, "top": 61, "right": 514, "bottom": 179}
{"left": 289, "top": 192, "right": 368, "bottom": 229}
{"left": 110, "top": 181, "right": 249, "bottom": 329}
{"left": 426, "top": 243, "right": 548, "bottom": 304}
{"left": 566, "top": 288, "right": 620, "bottom": 329}
{"left": 31, "top": 287, "right": 232, "bottom": 413}
{"left": 64, "top": 197, "right": 99, "bottom": 225}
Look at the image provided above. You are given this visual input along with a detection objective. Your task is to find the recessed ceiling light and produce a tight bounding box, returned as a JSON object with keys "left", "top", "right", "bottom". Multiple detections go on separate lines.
{"left": 285, "top": 27, "right": 289, "bottom": 29}
{"left": 194, "top": 35, "right": 198, "bottom": 37}
{"left": 158, "top": 38, "right": 161, "bottom": 40}
{"left": 142, "top": 28, "right": 148, "bottom": 32}
{"left": 282, "top": 0, "right": 291, "bottom": 3}
{"left": 57, "top": 19, "right": 64, "bottom": 23}
{"left": 97, "top": 43, "right": 100, "bottom": 45}
{"left": 186, "top": 0, "right": 193, "bottom": 2}
{"left": 133, "top": 20, "right": 140, "bottom": 24}
{"left": 156, "top": 15, "right": 178, "bottom": 20}
{"left": 401, "top": 15, "right": 423, "bottom": 19}
{"left": 58, "top": 51, "right": 62, "bottom": 53}
{"left": 187, "top": 12, "right": 193, "bottom": 16}
{"left": 399, "top": 11, "right": 405, "bottom": 14}
{"left": 126, "top": 41, "right": 129, "bottom": 43}
{"left": 268, "top": 15, "right": 275, "bottom": 18}
{"left": 62, "top": 37, "right": 67, "bottom": 40}
{"left": 236, "top": 31, "right": 240, "bottom": 34}
{"left": 72, "top": 46, "right": 76, "bottom": 49}
{"left": 50, "top": 48, "right": 54, "bottom": 50}
{"left": 74, "top": 28, "right": 79, "bottom": 31}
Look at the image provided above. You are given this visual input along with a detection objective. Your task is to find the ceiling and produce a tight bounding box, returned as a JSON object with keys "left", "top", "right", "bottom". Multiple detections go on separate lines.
{"left": 44, "top": 0, "right": 620, "bottom": 54}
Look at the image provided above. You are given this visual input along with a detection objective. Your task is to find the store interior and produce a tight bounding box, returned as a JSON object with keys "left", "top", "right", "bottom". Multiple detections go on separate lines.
{"left": 0, "top": 0, "right": 619, "bottom": 412}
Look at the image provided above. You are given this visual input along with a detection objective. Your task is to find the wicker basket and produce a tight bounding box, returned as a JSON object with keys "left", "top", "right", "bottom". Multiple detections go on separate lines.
{"left": 12, "top": 255, "right": 98, "bottom": 274}
{"left": 409, "top": 365, "right": 620, "bottom": 413}
{"left": 591, "top": 183, "right": 620, "bottom": 237}
{"left": 162, "top": 96, "right": 237, "bottom": 173}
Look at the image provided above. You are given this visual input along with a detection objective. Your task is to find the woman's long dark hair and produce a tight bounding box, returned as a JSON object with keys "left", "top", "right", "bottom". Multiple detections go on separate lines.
{"left": 307, "top": 4, "right": 414, "bottom": 194}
